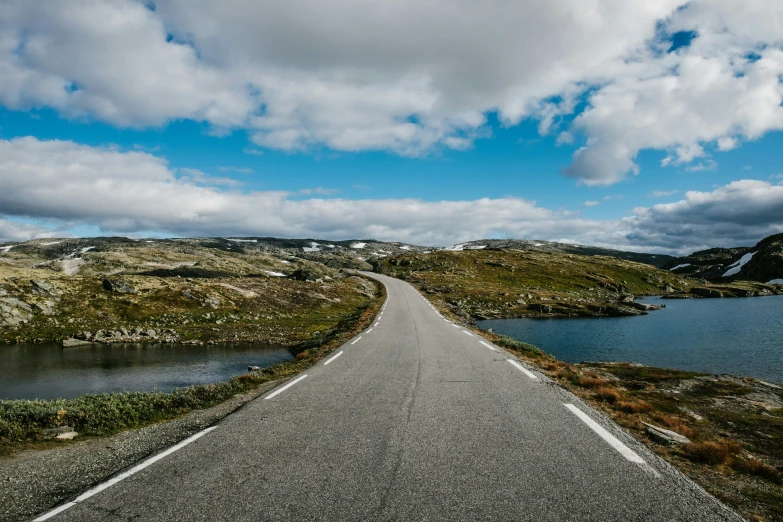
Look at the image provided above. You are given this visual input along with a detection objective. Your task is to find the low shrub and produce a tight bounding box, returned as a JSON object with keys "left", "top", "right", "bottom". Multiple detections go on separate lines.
{"left": 616, "top": 400, "right": 653, "bottom": 414}
{"left": 682, "top": 440, "right": 741, "bottom": 465}
{"left": 731, "top": 457, "right": 783, "bottom": 485}
{"left": 594, "top": 386, "right": 621, "bottom": 404}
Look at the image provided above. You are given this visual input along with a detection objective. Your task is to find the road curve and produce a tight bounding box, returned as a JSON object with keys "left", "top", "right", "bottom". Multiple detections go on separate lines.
{"left": 36, "top": 273, "right": 741, "bottom": 521}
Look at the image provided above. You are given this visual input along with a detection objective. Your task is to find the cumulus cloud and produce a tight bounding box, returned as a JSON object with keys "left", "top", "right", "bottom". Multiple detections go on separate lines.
{"left": 5, "top": 0, "right": 780, "bottom": 179}
{"left": 624, "top": 180, "right": 783, "bottom": 251}
{"left": 0, "top": 219, "right": 57, "bottom": 244}
{"left": 2, "top": 137, "right": 782, "bottom": 255}
{"left": 0, "top": 137, "right": 607, "bottom": 245}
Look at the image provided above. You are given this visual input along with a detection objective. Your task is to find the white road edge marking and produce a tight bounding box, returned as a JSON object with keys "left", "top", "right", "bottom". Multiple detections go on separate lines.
{"left": 323, "top": 351, "right": 343, "bottom": 365}
{"left": 564, "top": 403, "right": 646, "bottom": 465}
{"left": 461, "top": 330, "right": 473, "bottom": 337}
{"left": 351, "top": 336, "right": 363, "bottom": 345}
{"left": 366, "top": 328, "right": 373, "bottom": 333}
{"left": 507, "top": 359, "right": 538, "bottom": 379}
{"left": 450, "top": 323, "right": 459, "bottom": 328}
{"left": 34, "top": 426, "right": 219, "bottom": 521}
{"left": 264, "top": 374, "right": 309, "bottom": 400}
{"left": 479, "top": 341, "right": 497, "bottom": 351}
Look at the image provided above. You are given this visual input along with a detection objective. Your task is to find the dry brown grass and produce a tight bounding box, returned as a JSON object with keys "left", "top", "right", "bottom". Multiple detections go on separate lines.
{"left": 731, "top": 457, "right": 783, "bottom": 485}
{"left": 650, "top": 414, "right": 696, "bottom": 439}
{"left": 593, "top": 386, "right": 622, "bottom": 404}
{"left": 682, "top": 440, "right": 742, "bottom": 465}
{"left": 616, "top": 399, "right": 653, "bottom": 414}
{"left": 577, "top": 376, "right": 607, "bottom": 389}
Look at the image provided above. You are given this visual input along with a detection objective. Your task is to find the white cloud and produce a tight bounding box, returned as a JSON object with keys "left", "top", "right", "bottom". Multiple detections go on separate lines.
{"left": 651, "top": 190, "right": 679, "bottom": 198}
{"left": 583, "top": 201, "right": 600, "bottom": 207}
{"left": 0, "top": 219, "right": 58, "bottom": 243}
{"left": 685, "top": 159, "right": 718, "bottom": 172}
{"left": 2, "top": 0, "right": 775, "bottom": 177}
{"left": 0, "top": 137, "right": 606, "bottom": 245}
{"left": 3, "top": 137, "right": 782, "bottom": 255}
{"left": 624, "top": 180, "right": 783, "bottom": 251}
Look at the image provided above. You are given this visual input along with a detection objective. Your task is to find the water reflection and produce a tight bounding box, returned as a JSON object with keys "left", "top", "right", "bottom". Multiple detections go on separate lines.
{"left": 0, "top": 343, "right": 294, "bottom": 400}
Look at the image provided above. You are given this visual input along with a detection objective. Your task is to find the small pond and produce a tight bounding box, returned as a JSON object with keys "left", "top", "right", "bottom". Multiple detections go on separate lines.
{"left": 479, "top": 295, "right": 783, "bottom": 384}
{"left": 0, "top": 343, "right": 294, "bottom": 400}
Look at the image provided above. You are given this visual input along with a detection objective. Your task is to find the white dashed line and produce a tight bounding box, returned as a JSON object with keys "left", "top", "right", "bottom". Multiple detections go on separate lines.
{"left": 323, "top": 351, "right": 343, "bottom": 365}
{"left": 461, "top": 330, "right": 473, "bottom": 337}
{"left": 33, "top": 426, "right": 219, "bottom": 521}
{"left": 564, "top": 404, "right": 646, "bottom": 465}
{"left": 507, "top": 359, "right": 537, "bottom": 379}
{"left": 265, "top": 374, "right": 309, "bottom": 400}
{"left": 351, "top": 336, "right": 363, "bottom": 345}
{"left": 450, "top": 323, "right": 460, "bottom": 328}
{"left": 479, "top": 341, "right": 497, "bottom": 351}
{"left": 366, "top": 328, "right": 373, "bottom": 333}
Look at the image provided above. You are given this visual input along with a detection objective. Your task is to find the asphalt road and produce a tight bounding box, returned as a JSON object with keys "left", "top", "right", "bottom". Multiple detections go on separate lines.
{"left": 35, "top": 273, "right": 742, "bottom": 521}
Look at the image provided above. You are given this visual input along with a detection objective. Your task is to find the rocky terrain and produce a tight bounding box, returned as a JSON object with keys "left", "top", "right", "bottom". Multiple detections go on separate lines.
{"left": 374, "top": 248, "right": 781, "bottom": 321}
{"left": 664, "top": 233, "right": 783, "bottom": 284}
{"left": 0, "top": 237, "right": 380, "bottom": 345}
{"left": 444, "top": 238, "right": 675, "bottom": 267}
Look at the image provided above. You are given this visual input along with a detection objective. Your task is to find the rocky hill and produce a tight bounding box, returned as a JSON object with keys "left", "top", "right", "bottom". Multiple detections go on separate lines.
{"left": 0, "top": 237, "right": 383, "bottom": 345}
{"left": 663, "top": 233, "right": 783, "bottom": 284}
{"left": 443, "top": 239, "right": 674, "bottom": 267}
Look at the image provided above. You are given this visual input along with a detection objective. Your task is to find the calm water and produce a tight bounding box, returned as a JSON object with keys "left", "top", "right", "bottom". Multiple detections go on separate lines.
{"left": 0, "top": 343, "right": 294, "bottom": 400}
{"left": 479, "top": 295, "right": 783, "bottom": 384}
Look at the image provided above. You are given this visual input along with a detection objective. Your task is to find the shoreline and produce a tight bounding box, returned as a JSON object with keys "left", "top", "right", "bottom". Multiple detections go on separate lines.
{"left": 0, "top": 278, "right": 386, "bottom": 456}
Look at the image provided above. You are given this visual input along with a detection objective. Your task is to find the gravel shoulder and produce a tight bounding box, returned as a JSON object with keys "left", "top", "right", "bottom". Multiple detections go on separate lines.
{"left": 0, "top": 379, "right": 281, "bottom": 522}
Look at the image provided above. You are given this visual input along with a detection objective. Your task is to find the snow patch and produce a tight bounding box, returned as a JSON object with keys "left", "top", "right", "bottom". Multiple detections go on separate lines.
{"left": 324, "top": 244, "right": 336, "bottom": 248}
{"left": 722, "top": 252, "right": 756, "bottom": 277}
{"left": 41, "top": 241, "right": 61, "bottom": 246}
{"left": 228, "top": 238, "right": 257, "bottom": 243}
{"left": 532, "top": 243, "right": 544, "bottom": 247}
{"left": 445, "top": 244, "right": 465, "bottom": 251}
{"left": 466, "top": 245, "right": 486, "bottom": 250}
{"left": 350, "top": 242, "right": 366, "bottom": 249}
{"left": 767, "top": 279, "right": 783, "bottom": 285}
{"left": 0, "top": 246, "right": 13, "bottom": 253}
{"left": 80, "top": 246, "right": 95, "bottom": 253}
{"left": 265, "top": 270, "right": 286, "bottom": 277}
{"left": 669, "top": 263, "right": 691, "bottom": 271}
{"left": 399, "top": 246, "right": 411, "bottom": 250}
{"left": 60, "top": 258, "right": 85, "bottom": 275}
{"left": 279, "top": 260, "right": 291, "bottom": 264}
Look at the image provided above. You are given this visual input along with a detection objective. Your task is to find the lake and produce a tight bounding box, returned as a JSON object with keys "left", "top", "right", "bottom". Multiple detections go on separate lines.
{"left": 0, "top": 343, "right": 294, "bottom": 400}
{"left": 478, "top": 295, "right": 783, "bottom": 384}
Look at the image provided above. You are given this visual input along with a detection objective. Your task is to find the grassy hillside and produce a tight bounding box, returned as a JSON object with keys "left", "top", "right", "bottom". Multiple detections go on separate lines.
{"left": 375, "top": 249, "right": 780, "bottom": 320}
{"left": 0, "top": 237, "right": 379, "bottom": 346}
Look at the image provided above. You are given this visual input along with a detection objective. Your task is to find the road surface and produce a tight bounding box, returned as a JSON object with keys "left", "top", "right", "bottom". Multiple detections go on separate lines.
{"left": 35, "top": 273, "right": 741, "bottom": 521}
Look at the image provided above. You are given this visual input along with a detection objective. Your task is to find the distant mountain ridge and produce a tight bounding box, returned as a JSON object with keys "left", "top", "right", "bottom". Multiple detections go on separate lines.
{"left": 663, "top": 233, "right": 783, "bottom": 284}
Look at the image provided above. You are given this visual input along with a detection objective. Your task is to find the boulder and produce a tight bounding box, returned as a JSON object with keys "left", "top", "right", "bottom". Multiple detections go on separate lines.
{"left": 643, "top": 422, "right": 691, "bottom": 445}
{"left": 63, "top": 338, "right": 92, "bottom": 348}
{"left": 102, "top": 279, "right": 137, "bottom": 294}
{"left": 33, "top": 300, "right": 57, "bottom": 316}
{"left": 30, "top": 279, "right": 62, "bottom": 296}
{"left": 0, "top": 297, "right": 33, "bottom": 326}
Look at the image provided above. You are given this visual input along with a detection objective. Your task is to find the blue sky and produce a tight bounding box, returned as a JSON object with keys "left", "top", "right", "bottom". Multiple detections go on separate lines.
{"left": 0, "top": 0, "right": 782, "bottom": 253}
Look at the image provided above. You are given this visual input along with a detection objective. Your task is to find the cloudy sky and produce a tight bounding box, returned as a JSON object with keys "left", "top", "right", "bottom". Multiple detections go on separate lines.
{"left": 1, "top": 0, "right": 782, "bottom": 254}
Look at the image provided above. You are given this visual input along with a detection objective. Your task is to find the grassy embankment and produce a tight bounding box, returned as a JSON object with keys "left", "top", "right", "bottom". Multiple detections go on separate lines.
{"left": 377, "top": 249, "right": 783, "bottom": 522}
{"left": 0, "top": 276, "right": 384, "bottom": 455}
